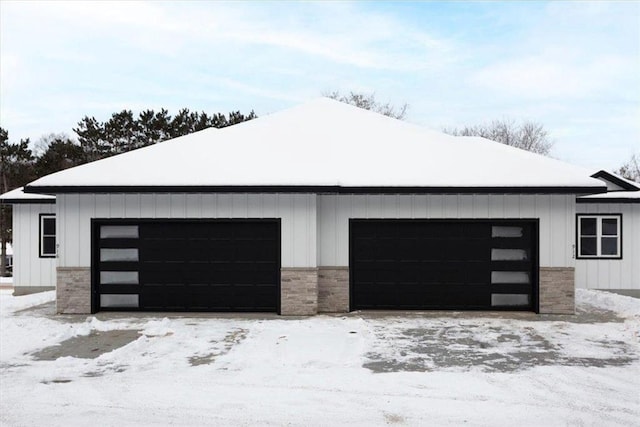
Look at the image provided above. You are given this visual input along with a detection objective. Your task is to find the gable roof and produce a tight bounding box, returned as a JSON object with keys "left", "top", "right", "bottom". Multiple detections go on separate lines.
{"left": 25, "top": 98, "right": 605, "bottom": 194}
{"left": 0, "top": 187, "right": 56, "bottom": 204}
{"left": 590, "top": 170, "right": 640, "bottom": 191}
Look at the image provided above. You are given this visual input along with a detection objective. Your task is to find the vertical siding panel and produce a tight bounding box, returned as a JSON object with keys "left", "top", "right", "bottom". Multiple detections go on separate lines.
{"left": 618, "top": 204, "right": 631, "bottom": 288}
{"left": 336, "top": 195, "right": 351, "bottom": 265}
{"left": 18, "top": 206, "right": 30, "bottom": 285}
{"left": 632, "top": 205, "right": 640, "bottom": 288}
{"left": 503, "top": 195, "right": 520, "bottom": 219}
{"left": 307, "top": 195, "right": 316, "bottom": 267}
{"left": 246, "top": 194, "right": 262, "bottom": 218}
{"left": 124, "top": 194, "right": 141, "bottom": 218}
{"left": 185, "top": 194, "right": 202, "bottom": 218}
{"left": 231, "top": 194, "right": 248, "bottom": 217}
{"left": 109, "top": 194, "right": 125, "bottom": 218}
{"left": 278, "top": 194, "right": 293, "bottom": 267}
{"left": 217, "top": 194, "right": 232, "bottom": 218}
{"left": 78, "top": 195, "right": 96, "bottom": 266}
{"left": 201, "top": 194, "right": 216, "bottom": 217}
{"left": 459, "top": 195, "right": 474, "bottom": 218}
{"left": 397, "top": 195, "right": 412, "bottom": 218}
{"left": 367, "top": 195, "right": 383, "bottom": 218}
{"left": 292, "top": 195, "right": 305, "bottom": 267}
{"left": 57, "top": 196, "right": 66, "bottom": 268}
{"left": 95, "top": 194, "right": 110, "bottom": 219}
{"left": 155, "top": 194, "right": 171, "bottom": 217}
{"left": 428, "top": 195, "right": 444, "bottom": 218}
{"left": 139, "top": 194, "right": 156, "bottom": 218}
{"left": 519, "top": 195, "right": 535, "bottom": 218}
{"left": 318, "top": 195, "right": 335, "bottom": 266}
{"left": 472, "top": 194, "right": 489, "bottom": 218}
{"left": 170, "top": 194, "right": 186, "bottom": 218}
{"left": 443, "top": 195, "right": 458, "bottom": 218}
{"left": 351, "top": 195, "right": 367, "bottom": 218}
{"left": 66, "top": 194, "right": 81, "bottom": 267}
{"left": 488, "top": 195, "right": 504, "bottom": 218}
{"left": 535, "top": 195, "right": 551, "bottom": 267}
{"left": 413, "top": 195, "right": 428, "bottom": 218}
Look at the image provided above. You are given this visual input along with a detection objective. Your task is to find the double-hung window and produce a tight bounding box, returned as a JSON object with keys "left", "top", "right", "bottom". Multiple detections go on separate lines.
{"left": 39, "top": 214, "right": 56, "bottom": 258}
{"left": 577, "top": 214, "right": 621, "bottom": 259}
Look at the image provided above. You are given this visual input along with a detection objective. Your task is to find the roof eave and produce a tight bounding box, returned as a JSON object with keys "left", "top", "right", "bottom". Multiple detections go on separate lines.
{"left": 24, "top": 184, "right": 607, "bottom": 195}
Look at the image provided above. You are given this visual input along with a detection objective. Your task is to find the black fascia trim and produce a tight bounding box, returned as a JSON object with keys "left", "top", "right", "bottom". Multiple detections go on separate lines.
{"left": 591, "top": 170, "right": 640, "bottom": 191}
{"left": 24, "top": 184, "right": 607, "bottom": 195}
{"left": 577, "top": 197, "right": 640, "bottom": 204}
{"left": 0, "top": 199, "right": 55, "bottom": 205}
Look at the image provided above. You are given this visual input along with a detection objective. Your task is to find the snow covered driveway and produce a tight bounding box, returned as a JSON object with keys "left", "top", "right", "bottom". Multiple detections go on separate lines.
{"left": 1, "top": 290, "right": 639, "bottom": 426}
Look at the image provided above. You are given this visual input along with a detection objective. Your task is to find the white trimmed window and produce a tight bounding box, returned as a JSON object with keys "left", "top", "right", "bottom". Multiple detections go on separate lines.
{"left": 39, "top": 214, "right": 56, "bottom": 258}
{"left": 577, "top": 214, "right": 621, "bottom": 259}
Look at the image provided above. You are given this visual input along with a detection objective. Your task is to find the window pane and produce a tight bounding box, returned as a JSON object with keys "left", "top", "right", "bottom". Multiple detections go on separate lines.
{"left": 100, "top": 294, "right": 139, "bottom": 308}
{"left": 491, "top": 271, "right": 530, "bottom": 284}
{"left": 42, "top": 217, "right": 55, "bottom": 235}
{"left": 580, "top": 237, "right": 597, "bottom": 256}
{"left": 601, "top": 237, "right": 618, "bottom": 256}
{"left": 100, "top": 271, "right": 139, "bottom": 284}
{"left": 100, "top": 249, "right": 139, "bottom": 262}
{"left": 579, "top": 218, "right": 597, "bottom": 236}
{"left": 491, "top": 249, "right": 528, "bottom": 261}
{"left": 42, "top": 237, "right": 55, "bottom": 256}
{"left": 491, "top": 226, "right": 523, "bottom": 238}
{"left": 602, "top": 219, "right": 618, "bottom": 236}
{"left": 491, "top": 294, "right": 529, "bottom": 306}
{"left": 101, "top": 225, "right": 139, "bottom": 239}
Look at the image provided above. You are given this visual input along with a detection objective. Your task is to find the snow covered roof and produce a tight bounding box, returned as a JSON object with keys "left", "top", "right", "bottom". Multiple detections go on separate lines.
{"left": 578, "top": 190, "right": 640, "bottom": 203}
{"left": 591, "top": 170, "right": 640, "bottom": 192}
{"left": 0, "top": 187, "right": 56, "bottom": 204}
{"left": 25, "top": 98, "right": 605, "bottom": 194}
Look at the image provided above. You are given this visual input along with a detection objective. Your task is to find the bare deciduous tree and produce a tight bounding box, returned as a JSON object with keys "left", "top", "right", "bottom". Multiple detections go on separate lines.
{"left": 614, "top": 153, "right": 640, "bottom": 183}
{"left": 444, "top": 119, "right": 554, "bottom": 156}
{"left": 324, "top": 91, "right": 408, "bottom": 120}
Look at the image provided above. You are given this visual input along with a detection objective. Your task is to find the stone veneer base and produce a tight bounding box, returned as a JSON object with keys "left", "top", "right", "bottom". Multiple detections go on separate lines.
{"left": 57, "top": 267, "right": 91, "bottom": 314}
{"left": 539, "top": 267, "right": 575, "bottom": 314}
{"left": 280, "top": 268, "right": 318, "bottom": 316}
{"left": 318, "top": 267, "right": 349, "bottom": 313}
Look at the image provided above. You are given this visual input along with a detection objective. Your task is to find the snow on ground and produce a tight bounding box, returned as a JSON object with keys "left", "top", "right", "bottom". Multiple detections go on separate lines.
{"left": 1, "top": 290, "right": 638, "bottom": 426}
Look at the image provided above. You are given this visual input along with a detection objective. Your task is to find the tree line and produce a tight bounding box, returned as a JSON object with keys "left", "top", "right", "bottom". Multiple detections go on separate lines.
{"left": 0, "top": 108, "right": 256, "bottom": 276}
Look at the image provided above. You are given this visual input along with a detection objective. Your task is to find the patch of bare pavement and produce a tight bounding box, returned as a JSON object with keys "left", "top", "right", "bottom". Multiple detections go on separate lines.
{"left": 31, "top": 330, "right": 142, "bottom": 361}
{"left": 360, "top": 303, "right": 637, "bottom": 373}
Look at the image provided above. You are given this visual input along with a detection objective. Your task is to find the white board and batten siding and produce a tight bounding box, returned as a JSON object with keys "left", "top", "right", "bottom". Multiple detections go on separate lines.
{"left": 12, "top": 204, "right": 56, "bottom": 288}
{"left": 57, "top": 193, "right": 578, "bottom": 271}
{"left": 56, "top": 193, "right": 317, "bottom": 268}
{"left": 317, "top": 194, "right": 576, "bottom": 268}
{"left": 576, "top": 203, "right": 640, "bottom": 290}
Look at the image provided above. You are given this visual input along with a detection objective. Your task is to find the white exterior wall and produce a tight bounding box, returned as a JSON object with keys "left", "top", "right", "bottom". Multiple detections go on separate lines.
{"left": 56, "top": 193, "right": 317, "bottom": 268}
{"left": 576, "top": 203, "right": 640, "bottom": 290}
{"left": 318, "top": 194, "right": 576, "bottom": 267}
{"left": 12, "top": 204, "right": 56, "bottom": 288}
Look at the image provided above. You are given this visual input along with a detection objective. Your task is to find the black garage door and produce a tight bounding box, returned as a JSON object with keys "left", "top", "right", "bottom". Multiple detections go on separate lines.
{"left": 350, "top": 220, "right": 537, "bottom": 311}
{"left": 92, "top": 219, "right": 280, "bottom": 313}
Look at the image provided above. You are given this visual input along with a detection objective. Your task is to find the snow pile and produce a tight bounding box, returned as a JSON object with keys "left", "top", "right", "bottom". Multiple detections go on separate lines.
{"left": 577, "top": 288, "right": 640, "bottom": 319}
{"left": 0, "top": 289, "right": 54, "bottom": 314}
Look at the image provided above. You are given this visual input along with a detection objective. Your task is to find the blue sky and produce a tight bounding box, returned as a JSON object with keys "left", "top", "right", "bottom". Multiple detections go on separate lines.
{"left": 1, "top": 1, "right": 638, "bottom": 170}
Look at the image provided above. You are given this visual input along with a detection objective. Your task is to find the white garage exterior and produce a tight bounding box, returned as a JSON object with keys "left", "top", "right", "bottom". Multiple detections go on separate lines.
{"left": 0, "top": 187, "right": 56, "bottom": 295}
{"left": 3, "top": 98, "right": 637, "bottom": 314}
